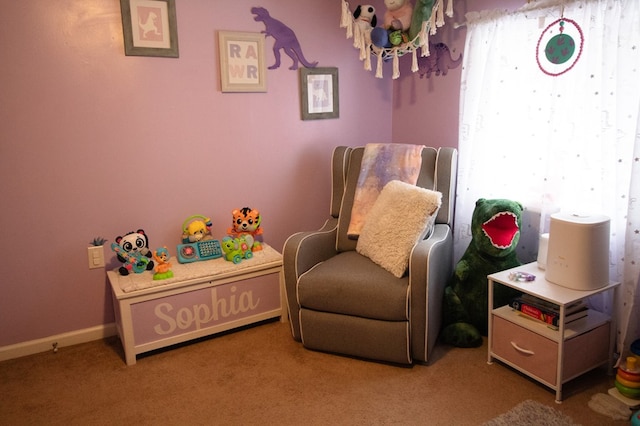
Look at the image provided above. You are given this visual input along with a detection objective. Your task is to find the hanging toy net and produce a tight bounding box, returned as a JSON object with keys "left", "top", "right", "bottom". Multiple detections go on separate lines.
{"left": 340, "top": 0, "right": 454, "bottom": 79}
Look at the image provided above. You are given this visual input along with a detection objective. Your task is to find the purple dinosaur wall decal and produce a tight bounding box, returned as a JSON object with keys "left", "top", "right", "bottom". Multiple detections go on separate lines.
{"left": 251, "top": 7, "right": 318, "bottom": 70}
{"left": 417, "top": 42, "right": 463, "bottom": 78}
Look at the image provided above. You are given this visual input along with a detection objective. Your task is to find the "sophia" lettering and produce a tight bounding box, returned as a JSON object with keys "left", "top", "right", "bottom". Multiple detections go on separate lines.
{"left": 153, "top": 285, "right": 260, "bottom": 335}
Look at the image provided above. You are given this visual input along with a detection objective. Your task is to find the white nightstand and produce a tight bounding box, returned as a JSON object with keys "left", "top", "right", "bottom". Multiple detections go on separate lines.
{"left": 487, "top": 262, "right": 619, "bottom": 403}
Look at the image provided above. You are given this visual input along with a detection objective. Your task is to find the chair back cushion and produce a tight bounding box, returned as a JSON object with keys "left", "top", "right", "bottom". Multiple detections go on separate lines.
{"left": 330, "top": 146, "right": 352, "bottom": 218}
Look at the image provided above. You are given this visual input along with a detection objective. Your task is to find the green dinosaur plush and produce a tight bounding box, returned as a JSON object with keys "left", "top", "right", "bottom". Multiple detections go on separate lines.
{"left": 441, "top": 198, "right": 524, "bottom": 347}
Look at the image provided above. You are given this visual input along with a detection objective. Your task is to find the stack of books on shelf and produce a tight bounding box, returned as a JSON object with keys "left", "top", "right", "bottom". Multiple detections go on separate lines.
{"left": 509, "top": 294, "right": 589, "bottom": 330}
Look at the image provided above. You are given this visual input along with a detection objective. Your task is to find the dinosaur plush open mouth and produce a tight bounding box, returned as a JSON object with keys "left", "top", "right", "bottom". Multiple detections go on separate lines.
{"left": 482, "top": 211, "right": 519, "bottom": 249}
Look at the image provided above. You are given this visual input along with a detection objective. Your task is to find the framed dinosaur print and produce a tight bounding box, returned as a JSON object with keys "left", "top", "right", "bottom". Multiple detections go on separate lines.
{"left": 119, "top": 0, "right": 179, "bottom": 58}
{"left": 218, "top": 31, "right": 267, "bottom": 93}
{"left": 300, "top": 67, "right": 339, "bottom": 120}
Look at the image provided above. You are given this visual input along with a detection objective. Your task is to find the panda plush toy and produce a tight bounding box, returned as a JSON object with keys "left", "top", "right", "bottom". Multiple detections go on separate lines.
{"left": 114, "top": 229, "right": 154, "bottom": 275}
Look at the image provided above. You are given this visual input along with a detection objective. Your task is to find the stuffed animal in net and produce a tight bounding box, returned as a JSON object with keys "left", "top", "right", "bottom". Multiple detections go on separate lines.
{"left": 441, "top": 199, "right": 524, "bottom": 347}
{"left": 227, "top": 207, "right": 263, "bottom": 251}
{"left": 409, "top": 0, "right": 435, "bottom": 40}
{"left": 371, "top": 0, "right": 414, "bottom": 48}
{"left": 353, "top": 4, "right": 377, "bottom": 44}
{"left": 382, "top": 0, "right": 413, "bottom": 31}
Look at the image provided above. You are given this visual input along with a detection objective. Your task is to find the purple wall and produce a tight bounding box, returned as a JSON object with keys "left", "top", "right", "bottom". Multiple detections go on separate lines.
{"left": 0, "top": 0, "right": 525, "bottom": 349}
{"left": 0, "top": 0, "right": 392, "bottom": 347}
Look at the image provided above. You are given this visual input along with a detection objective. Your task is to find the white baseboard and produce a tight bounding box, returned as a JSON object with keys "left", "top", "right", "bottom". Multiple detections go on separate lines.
{"left": 0, "top": 323, "right": 117, "bottom": 362}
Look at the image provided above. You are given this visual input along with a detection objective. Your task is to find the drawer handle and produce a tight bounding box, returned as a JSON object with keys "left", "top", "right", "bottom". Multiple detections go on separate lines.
{"left": 510, "top": 341, "right": 535, "bottom": 355}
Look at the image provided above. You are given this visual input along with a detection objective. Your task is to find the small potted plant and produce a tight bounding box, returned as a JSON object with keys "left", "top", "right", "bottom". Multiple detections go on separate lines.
{"left": 90, "top": 236, "right": 107, "bottom": 246}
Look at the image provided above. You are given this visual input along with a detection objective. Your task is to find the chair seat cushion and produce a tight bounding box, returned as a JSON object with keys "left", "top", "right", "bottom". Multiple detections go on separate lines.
{"left": 297, "top": 251, "right": 409, "bottom": 321}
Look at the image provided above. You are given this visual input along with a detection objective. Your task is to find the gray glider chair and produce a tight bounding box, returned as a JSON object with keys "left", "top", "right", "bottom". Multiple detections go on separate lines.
{"left": 282, "top": 145, "right": 457, "bottom": 364}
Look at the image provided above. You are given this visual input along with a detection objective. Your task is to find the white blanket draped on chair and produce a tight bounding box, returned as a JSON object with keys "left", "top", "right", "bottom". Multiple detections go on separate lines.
{"left": 347, "top": 143, "right": 424, "bottom": 238}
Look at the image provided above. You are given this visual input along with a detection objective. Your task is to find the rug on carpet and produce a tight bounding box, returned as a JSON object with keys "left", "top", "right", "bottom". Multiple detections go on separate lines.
{"left": 483, "top": 399, "right": 578, "bottom": 426}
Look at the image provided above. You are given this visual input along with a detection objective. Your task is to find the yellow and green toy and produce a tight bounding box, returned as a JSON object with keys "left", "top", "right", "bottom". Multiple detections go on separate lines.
{"left": 615, "top": 356, "right": 640, "bottom": 399}
{"left": 221, "top": 236, "right": 253, "bottom": 264}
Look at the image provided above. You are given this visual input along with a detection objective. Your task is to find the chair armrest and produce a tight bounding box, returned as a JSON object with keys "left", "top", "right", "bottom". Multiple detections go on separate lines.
{"left": 408, "top": 224, "right": 453, "bottom": 363}
{"left": 282, "top": 218, "right": 339, "bottom": 340}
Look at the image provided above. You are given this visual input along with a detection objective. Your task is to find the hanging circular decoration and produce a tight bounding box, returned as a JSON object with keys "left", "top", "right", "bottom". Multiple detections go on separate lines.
{"left": 536, "top": 17, "right": 584, "bottom": 77}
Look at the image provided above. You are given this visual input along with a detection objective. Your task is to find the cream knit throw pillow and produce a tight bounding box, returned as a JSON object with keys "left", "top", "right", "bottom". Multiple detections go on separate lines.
{"left": 356, "top": 180, "right": 442, "bottom": 278}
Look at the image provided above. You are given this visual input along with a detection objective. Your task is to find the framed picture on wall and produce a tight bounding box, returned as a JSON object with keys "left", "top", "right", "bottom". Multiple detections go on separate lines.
{"left": 299, "top": 67, "right": 339, "bottom": 120}
{"left": 120, "top": 0, "right": 179, "bottom": 58}
{"left": 218, "top": 31, "right": 267, "bottom": 93}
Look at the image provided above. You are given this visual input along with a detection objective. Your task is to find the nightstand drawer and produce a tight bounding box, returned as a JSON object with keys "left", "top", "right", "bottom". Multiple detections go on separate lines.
{"left": 492, "top": 316, "right": 558, "bottom": 385}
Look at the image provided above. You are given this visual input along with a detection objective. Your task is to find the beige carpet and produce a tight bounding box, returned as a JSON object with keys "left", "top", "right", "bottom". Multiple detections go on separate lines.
{"left": 0, "top": 320, "right": 631, "bottom": 425}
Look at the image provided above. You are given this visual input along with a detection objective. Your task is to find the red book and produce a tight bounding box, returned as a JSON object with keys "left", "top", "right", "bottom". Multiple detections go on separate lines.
{"left": 515, "top": 300, "right": 558, "bottom": 325}
{"left": 509, "top": 297, "right": 588, "bottom": 328}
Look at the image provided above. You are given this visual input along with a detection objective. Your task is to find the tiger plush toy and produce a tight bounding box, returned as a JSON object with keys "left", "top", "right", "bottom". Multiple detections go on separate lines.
{"left": 227, "top": 207, "right": 263, "bottom": 251}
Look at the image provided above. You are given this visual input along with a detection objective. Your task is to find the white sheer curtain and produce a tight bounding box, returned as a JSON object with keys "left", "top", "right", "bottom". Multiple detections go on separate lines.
{"left": 456, "top": 0, "right": 640, "bottom": 359}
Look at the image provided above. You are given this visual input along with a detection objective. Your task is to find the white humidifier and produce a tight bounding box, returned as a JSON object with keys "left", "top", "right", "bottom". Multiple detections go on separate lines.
{"left": 545, "top": 213, "right": 610, "bottom": 291}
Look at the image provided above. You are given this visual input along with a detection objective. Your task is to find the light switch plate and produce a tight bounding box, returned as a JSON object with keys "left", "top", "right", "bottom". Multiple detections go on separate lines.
{"left": 88, "top": 246, "right": 105, "bottom": 269}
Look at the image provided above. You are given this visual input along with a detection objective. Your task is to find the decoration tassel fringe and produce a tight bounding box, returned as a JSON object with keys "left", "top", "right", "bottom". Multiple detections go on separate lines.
{"left": 359, "top": 41, "right": 367, "bottom": 61}
{"left": 429, "top": 7, "right": 438, "bottom": 35}
{"left": 341, "top": 0, "right": 353, "bottom": 38}
{"left": 375, "top": 53, "right": 383, "bottom": 78}
{"left": 419, "top": 21, "right": 430, "bottom": 56}
{"left": 446, "top": 0, "right": 454, "bottom": 18}
{"left": 353, "top": 24, "right": 362, "bottom": 49}
{"left": 411, "top": 49, "right": 418, "bottom": 73}
{"left": 436, "top": 0, "right": 445, "bottom": 27}
{"left": 392, "top": 51, "right": 400, "bottom": 79}
{"left": 364, "top": 45, "right": 372, "bottom": 71}
{"left": 422, "top": 37, "right": 431, "bottom": 57}
{"left": 340, "top": 0, "right": 349, "bottom": 28}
